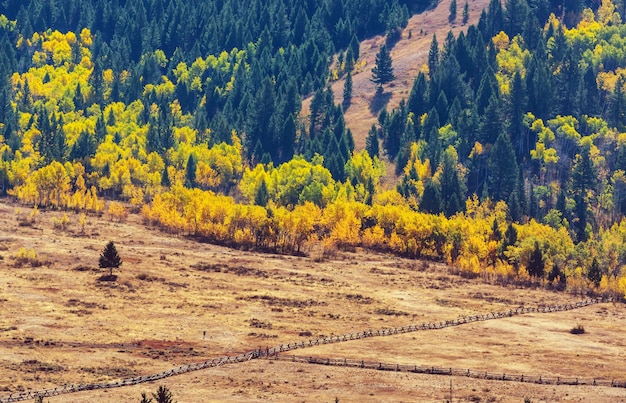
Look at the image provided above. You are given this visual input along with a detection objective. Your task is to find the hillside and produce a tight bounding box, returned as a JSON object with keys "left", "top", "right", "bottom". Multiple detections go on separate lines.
{"left": 328, "top": 0, "right": 491, "bottom": 151}
{"left": 0, "top": 202, "right": 625, "bottom": 401}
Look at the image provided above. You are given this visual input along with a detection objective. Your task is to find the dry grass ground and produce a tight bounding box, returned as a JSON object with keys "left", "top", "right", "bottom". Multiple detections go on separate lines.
{"left": 0, "top": 200, "right": 626, "bottom": 402}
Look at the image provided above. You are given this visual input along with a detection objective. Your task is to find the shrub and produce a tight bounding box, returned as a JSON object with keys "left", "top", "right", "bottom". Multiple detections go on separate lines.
{"left": 108, "top": 201, "right": 128, "bottom": 222}
{"left": 14, "top": 247, "right": 42, "bottom": 268}
{"left": 52, "top": 213, "right": 70, "bottom": 230}
{"left": 570, "top": 324, "right": 585, "bottom": 334}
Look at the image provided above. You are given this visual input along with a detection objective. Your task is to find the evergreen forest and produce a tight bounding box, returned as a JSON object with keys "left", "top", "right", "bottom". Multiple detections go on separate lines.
{"left": 1, "top": 0, "right": 626, "bottom": 298}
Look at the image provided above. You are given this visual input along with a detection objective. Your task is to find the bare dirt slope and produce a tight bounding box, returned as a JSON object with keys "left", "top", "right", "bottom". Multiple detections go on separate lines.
{"left": 0, "top": 201, "right": 625, "bottom": 402}
{"left": 302, "top": 0, "right": 491, "bottom": 153}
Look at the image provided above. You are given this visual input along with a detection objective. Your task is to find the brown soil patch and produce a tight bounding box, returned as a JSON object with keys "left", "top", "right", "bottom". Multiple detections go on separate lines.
{"left": 0, "top": 199, "right": 625, "bottom": 401}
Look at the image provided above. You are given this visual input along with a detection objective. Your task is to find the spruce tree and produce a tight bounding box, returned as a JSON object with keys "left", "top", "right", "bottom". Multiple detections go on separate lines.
{"left": 161, "top": 166, "right": 171, "bottom": 187}
{"left": 449, "top": 0, "right": 457, "bottom": 22}
{"left": 365, "top": 125, "right": 380, "bottom": 158}
{"left": 489, "top": 132, "right": 518, "bottom": 202}
{"left": 185, "top": 153, "right": 197, "bottom": 188}
{"left": 371, "top": 45, "right": 395, "bottom": 89}
{"left": 463, "top": 0, "right": 469, "bottom": 24}
{"left": 152, "top": 386, "right": 175, "bottom": 403}
{"left": 428, "top": 34, "right": 439, "bottom": 75}
{"left": 254, "top": 179, "right": 269, "bottom": 207}
{"left": 343, "top": 69, "right": 353, "bottom": 108}
{"left": 99, "top": 241, "right": 122, "bottom": 277}
{"left": 421, "top": 179, "right": 443, "bottom": 214}
{"left": 588, "top": 257, "right": 602, "bottom": 287}
{"left": 527, "top": 241, "right": 544, "bottom": 278}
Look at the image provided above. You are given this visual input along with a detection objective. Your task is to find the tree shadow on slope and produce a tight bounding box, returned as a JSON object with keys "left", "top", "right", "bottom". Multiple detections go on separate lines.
{"left": 369, "top": 88, "right": 392, "bottom": 115}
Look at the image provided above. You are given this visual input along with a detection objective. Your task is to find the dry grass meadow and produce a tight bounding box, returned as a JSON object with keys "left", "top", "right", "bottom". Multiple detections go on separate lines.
{"left": 0, "top": 200, "right": 626, "bottom": 402}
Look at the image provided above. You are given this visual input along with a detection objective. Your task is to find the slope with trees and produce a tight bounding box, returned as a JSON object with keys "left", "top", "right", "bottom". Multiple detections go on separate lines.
{"left": 0, "top": 0, "right": 626, "bottom": 298}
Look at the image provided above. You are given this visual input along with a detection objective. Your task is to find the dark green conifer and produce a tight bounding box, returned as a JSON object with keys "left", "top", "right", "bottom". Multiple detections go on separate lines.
{"left": 371, "top": 45, "right": 395, "bottom": 89}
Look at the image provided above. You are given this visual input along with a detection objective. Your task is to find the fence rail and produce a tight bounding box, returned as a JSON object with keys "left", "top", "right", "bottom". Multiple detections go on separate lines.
{"left": 267, "top": 354, "right": 626, "bottom": 389}
{"left": 0, "top": 297, "right": 619, "bottom": 402}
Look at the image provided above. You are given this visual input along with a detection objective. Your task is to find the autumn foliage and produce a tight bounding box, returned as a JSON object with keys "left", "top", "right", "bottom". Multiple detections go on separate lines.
{"left": 2, "top": 7, "right": 626, "bottom": 300}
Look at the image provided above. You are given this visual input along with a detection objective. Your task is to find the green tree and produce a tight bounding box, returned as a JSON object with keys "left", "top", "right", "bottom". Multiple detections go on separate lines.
{"left": 449, "top": 0, "right": 457, "bottom": 22}
{"left": 504, "top": 0, "right": 529, "bottom": 37}
{"left": 489, "top": 132, "right": 518, "bottom": 202}
{"left": 440, "top": 146, "right": 466, "bottom": 216}
{"left": 463, "top": 0, "right": 469, "bottom": 24}
{"left": 421, "top": 179, "right": 442, "bottom": 214}
{"left": 371, "top": 44, "right": 395, "bottom": 89}
{"left": 254, "top": 178, "right": 269, "bottom": 207}
{"left": 587, "top": 257, "right": 602, "bottom": 287}
{"left": 428, "top": 34, "right": 439, "bottom": 75}
{"left": 343, "top": 69, "right": 353, "bottom": 108}
{"left": 152, "top": 386, "right": 175, "bottom": 403}
{"left": 365, "top": 124, "right": 380, "bottom": 158}
{"left": 185, "top": 153, "right": 197, "bottom": 188}
{"left": 509, "top": 71, "right": 527, "bottom": 161}
{"left": 571, "top": 144, "right": 597, "bottom": 242}
{"left": 527, "top": 241, "right": 544, "bottom": 278}
{"left": 99, "top": 241, "right": 122, "bottom": 277}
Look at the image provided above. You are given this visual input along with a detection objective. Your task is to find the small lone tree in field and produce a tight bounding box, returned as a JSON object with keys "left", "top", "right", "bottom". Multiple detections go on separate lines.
{"left": 99, "top": 241, "right": 122, "bottom": 277}
{"left": 152, "top": 386, "right": 175, "bottom": 403}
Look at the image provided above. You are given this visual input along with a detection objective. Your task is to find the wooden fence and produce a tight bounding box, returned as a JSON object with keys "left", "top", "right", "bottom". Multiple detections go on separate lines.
{"left": 0, "top": 297, "right": 621, "bottom": 402}
{"left": 269, "top": 354, "right": 626, "bottom": 388}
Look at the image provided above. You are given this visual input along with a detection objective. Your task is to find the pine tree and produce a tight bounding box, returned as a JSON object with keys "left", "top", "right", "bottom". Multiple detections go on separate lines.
{"left": 449, "top": 0, "right": 457, "bottom": 22}
{"left": 611, "top": 74, "right": 626, "bottom": 130}
{"left": 428, "top": 34, "right": 439, "bottom": 75}
{"left": 371, "top": 45, "right": 395, "bottom": 89}
{"left": 571, "top": 144, "right": 597, "bottom": 241}
{"left": 99, "top": 241, "right": 122, "bottom": 277}
{"left": 185, "top": 154, "right": 197, "bottom": 188}
{"left": 254, "top": 179, "right": 269, "bottom": 207}
{"left": 509, "top": 71, "right": 527, "bottom": 161}
{"left": 161, "top": 166, "right": 171, "bottom": 187}
{"left": 527, "top": 241, "right": 544, "bottom": 278}
{"left": 343, "top": 69, "right": 353, "bottom": 108}
{"left": 365, "top": 125, "right": 380, "bottom": 158}
{"left": 587, "top": 257, "right": 602, "bottom": 287}
{"left": 440, "top": 146, "right": 466, "bottom": 216}
{"left": 152, "top": 386, "right": 175, "bottom": 403}
{"left": 421, "top": 179, "right": 443, "bottom": 214}
{"left": 489, "top": 132, "right": 518, "bottom": 202}
{"left": 463, "top": 0, "right": 469, "bottom": 24}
